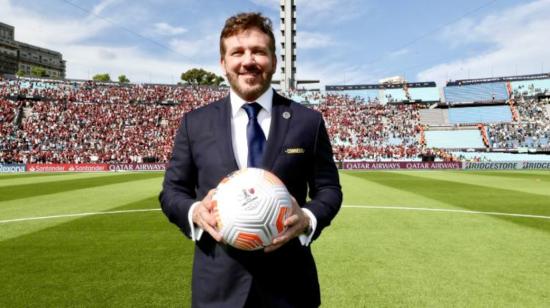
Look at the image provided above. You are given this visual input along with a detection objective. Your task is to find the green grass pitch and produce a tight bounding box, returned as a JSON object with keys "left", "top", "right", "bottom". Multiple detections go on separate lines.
{"left": 1, "top": 170, "right": 549, "bottom": 307}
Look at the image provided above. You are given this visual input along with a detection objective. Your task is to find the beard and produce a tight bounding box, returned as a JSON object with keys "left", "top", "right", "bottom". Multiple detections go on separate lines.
{"left": 225, "top": 67, "right": 274, "bottom": 102}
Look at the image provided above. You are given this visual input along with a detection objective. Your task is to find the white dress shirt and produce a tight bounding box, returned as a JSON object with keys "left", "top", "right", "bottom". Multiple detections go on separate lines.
{"left": 188, "top": 88, "right": 317, "bottom": 246}
{"left": 229, "top": 87, "right": 273, "bottom": 169}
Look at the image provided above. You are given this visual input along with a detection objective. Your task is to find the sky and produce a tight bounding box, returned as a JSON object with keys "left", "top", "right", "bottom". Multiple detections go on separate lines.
{"left": 1, "top": 0, "right": 549, "bottom": 87}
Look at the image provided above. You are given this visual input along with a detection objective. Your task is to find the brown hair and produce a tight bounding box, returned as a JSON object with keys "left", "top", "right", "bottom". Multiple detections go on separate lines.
{"left": 220, "top": 12, "right": 276, "bottom": 57}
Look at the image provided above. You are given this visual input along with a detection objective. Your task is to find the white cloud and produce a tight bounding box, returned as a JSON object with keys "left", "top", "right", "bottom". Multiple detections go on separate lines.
{"left": 0, "top": 0, "right": 219, "bottom": 83}
{"left": 251, "top": 0, "right": 365, "bottom": 25}
{"left": 91, "top": 0, "right": 121, "bottom": 16}
{"left": 418, "top": 0, "right": 550, "bottom": 84}
{"left": 300, "top": 0, "right": 366, "bottom": 25}
{"left": 249, "top": 0, "right": 278, "bottom": 7}
{"left": 64, "top": 44, "right": 218, "bottom": 83}
{"left": 169, "top": 34, "right": 219, "bottom": 59}
{"left": 297, "top": 31, "right": 333, "bottom": 49}
{"left": 388, "top": 48, "right": 410, "bottom": 58}
{"left": 296, "top": 60, "right": 377, "bottom": 88}
{"left": 153, "top": 22, "right": 187, "bottom": 36}
{"left": 0, "top": 0, "right": 110, "bottom": 45}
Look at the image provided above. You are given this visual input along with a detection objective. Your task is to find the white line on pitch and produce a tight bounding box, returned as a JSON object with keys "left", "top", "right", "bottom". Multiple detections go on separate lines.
{"left": 0, "top": 209, "right": 161, "bottom": 224}
{"left": 1, "top": 205, "right": 550, "bottom": 225}
{"left": 343, "top": 205, "right": 550, "bottom": 220}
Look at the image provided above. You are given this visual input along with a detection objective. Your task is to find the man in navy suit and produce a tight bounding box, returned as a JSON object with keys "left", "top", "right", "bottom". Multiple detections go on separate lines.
{"left": 159, "top": 12, "right": 342, "bottom": 308}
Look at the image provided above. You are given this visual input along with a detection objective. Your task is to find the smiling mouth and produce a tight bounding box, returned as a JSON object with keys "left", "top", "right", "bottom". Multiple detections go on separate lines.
{"left": 240, "top": 73, "right": 262, "bottom": 84}
{"left": 240, "top": 71, "right": 260, "bottom": 77}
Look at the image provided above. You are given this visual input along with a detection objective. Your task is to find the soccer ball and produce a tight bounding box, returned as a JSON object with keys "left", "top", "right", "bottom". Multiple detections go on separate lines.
{"left": 212, "top": 168, "right": 292, "bottom": 251}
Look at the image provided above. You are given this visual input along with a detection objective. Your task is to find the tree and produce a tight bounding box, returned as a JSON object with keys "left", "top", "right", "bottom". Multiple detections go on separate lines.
{"left": 181, "top": 68, "right": 225, "bottom": 86}
{"left": 30, "top": 66, "right": 47, "bottom": 78}
{"left": 212, "top": 75, "right": 225, "bottom": 86}
{"left": 118, "top": 74, "right": 130, "bottom": 83}
{"left": 16, "top": 70, "right": 26, "bottom": 77}
{"left": 92, "top": 73, "right": 111, "bottom": 82}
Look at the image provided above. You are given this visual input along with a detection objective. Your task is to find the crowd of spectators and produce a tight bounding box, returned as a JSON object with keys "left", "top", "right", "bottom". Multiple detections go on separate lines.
{"left": 1, "top": 79, "right": 227, "bottom": 163}
{"left": 488, "top": 122, "right": 550, "bottom": 149}
{"left": 488, "top": 97, "right": 550, "bottom": 149}
{"left": 310, "top": 94, "right": 424, "bottom": 161}
{"left": 515, "top": 97, "right": 550, "bottom": 123}
{"left": 2, "top": 78, "right": 549, "bottom": 164}
{"left": 0, "top": 79, "right": 226, "bottom": 106}
{"left": 0, "top": 99, "right": 20, "bottom": 163}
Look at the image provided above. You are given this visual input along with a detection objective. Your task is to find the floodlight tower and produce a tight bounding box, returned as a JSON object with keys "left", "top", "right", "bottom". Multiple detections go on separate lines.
{"left": 280, "top": 0, "right": 296, "bottom": 92}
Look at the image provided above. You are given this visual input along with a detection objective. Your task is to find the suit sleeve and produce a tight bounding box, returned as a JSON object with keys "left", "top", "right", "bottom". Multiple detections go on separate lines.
{"left": 159, "top": 113, "right": 198, "bottom": 239}
{"left": 303, "top": 116, "right": 343, "bottom": 241}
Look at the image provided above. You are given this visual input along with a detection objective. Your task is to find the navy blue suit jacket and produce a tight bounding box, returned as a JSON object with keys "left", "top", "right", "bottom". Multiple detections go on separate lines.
{"left": 159, "top": 91, "right": 342, "bottom": 308}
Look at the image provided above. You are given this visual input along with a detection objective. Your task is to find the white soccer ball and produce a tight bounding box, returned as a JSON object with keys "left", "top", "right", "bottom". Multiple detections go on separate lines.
{"left": 212, "top": 168, "right": 292, "bottom": 251}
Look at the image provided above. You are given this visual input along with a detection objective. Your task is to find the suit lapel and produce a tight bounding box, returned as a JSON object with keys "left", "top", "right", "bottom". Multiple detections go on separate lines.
{"left": 215, "top": 96, "right": 239, "bottom": 170}
{"left": 262, "top": 92, "right": 291, "bottom": 170}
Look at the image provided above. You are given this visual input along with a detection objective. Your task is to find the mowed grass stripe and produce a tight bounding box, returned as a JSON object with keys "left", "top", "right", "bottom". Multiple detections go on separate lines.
{"left": 347, "top": 171, "right": 550, "bottom": 233}
{"left": 0, "top": 200, "right": 193, "bottom": 307}
{"left": 0, "top": 172, "right": 163, "bottom": 202}
{"left": 467, "top": 170, "right": 550, "bottom": 182}
{"left": 0, "top": 172, "right": 116, "bottom": 188}
{"left": 393, "top": 170, "right": 550, "bottom": 197}
{"left": 0, "top": 176, "right": 163, "bottom": 219}
{"left": 0, "top": 177, "right": 164, "bottom": 241}
{"left": 0, "top": 173, "right": 67, "bottom": 181}
{"left": 339, "top": 172, "right": 451, "bottom": 208}
{"left": 315, "top": 206, "right": 550, "bottom": 307}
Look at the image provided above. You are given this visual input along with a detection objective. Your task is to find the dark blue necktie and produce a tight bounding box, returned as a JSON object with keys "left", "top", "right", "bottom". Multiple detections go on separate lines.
{"left": 242, "top": 103, "right": 266, "bottom": 168}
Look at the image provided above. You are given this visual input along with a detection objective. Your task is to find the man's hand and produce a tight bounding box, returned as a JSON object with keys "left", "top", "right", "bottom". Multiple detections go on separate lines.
{"left": 192, "top": 189, "right": 223, "bottom": 242}
{"left": 264, "top": 196, "right": 310, "bottom": 253}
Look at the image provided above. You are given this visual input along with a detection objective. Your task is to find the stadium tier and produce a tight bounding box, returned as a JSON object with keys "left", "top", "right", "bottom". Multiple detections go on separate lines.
{"left": 448, "top": 106, "right": 512, "bottom": 124}
{"left": 425, "top": 129, "right": 485, "bottom": 149}
{"left": 381, "top": 88, "right": 408, "bottom": 104}
{"left": 443, "top": 82, "right": 508, "bottom": 104}
{"left": 419, "top": 109, "right": 448, "bottom": 126}
{"left": 408, "top": 87, "right": 440, "bottom": 102}
{"left": 511, "top": 79, "right": 550, "bottom": 96}
{"left": 335, "top": 89, "right": 381, "bottom": 103}
{"left": 327, "top": 83, "right": 439, "bottom": 103}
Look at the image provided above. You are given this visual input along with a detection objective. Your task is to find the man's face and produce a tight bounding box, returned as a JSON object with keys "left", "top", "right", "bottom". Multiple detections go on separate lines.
{"left": 221, "top": 27, "right": 277, "bottom": 102}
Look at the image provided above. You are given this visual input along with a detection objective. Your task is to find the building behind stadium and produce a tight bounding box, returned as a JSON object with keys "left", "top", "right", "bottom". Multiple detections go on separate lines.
{"left": 0, "top": 21, "right": 65, "bottom": 79}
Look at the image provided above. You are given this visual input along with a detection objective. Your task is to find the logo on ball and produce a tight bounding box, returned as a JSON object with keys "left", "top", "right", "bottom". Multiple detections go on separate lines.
{"left": 212, "top": 168, "right": 291, "bottom": 251}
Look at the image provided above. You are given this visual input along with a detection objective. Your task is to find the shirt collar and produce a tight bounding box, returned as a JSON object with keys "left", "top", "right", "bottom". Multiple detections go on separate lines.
{"left": 230, "top": 87, "right": 273, "bottom": 117}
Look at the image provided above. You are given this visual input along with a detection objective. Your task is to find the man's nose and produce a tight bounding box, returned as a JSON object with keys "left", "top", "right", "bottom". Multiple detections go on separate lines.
{"left": 243, "top": 51, "right": 256, "bottom": 65}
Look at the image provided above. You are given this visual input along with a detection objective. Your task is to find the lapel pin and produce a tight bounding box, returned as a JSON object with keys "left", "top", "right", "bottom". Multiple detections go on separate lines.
{"left": 282, "top": 111, "right": 291, "bottom": 119}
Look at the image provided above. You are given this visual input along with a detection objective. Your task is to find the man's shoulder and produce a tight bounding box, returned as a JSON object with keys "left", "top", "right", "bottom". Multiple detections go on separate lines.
{"left": 275, "top": 92, "right": 322, "bottom": 120}
{"left": 185, "top": 96, "right": 228, "bottom": 119}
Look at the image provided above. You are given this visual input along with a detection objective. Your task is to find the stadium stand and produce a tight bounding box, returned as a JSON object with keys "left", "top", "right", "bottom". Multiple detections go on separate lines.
{"left": 0, "top": 79, "right": 227, "bottom": 163}
{"left": 308, "top": 93, "right": 423, "bottom": 161}
{"left": 488, "top": 122, "right": 550, "bottom": 149}
{"left": 2, "top": 73, "right": 550, "bottom": 163}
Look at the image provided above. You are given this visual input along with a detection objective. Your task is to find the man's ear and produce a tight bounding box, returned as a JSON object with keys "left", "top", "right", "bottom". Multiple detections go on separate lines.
{"left": 270, "top": 54, "right": 277, "bottom": 75}
{"left": 220, "top": 57, "right": 227, "bottom": 76}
